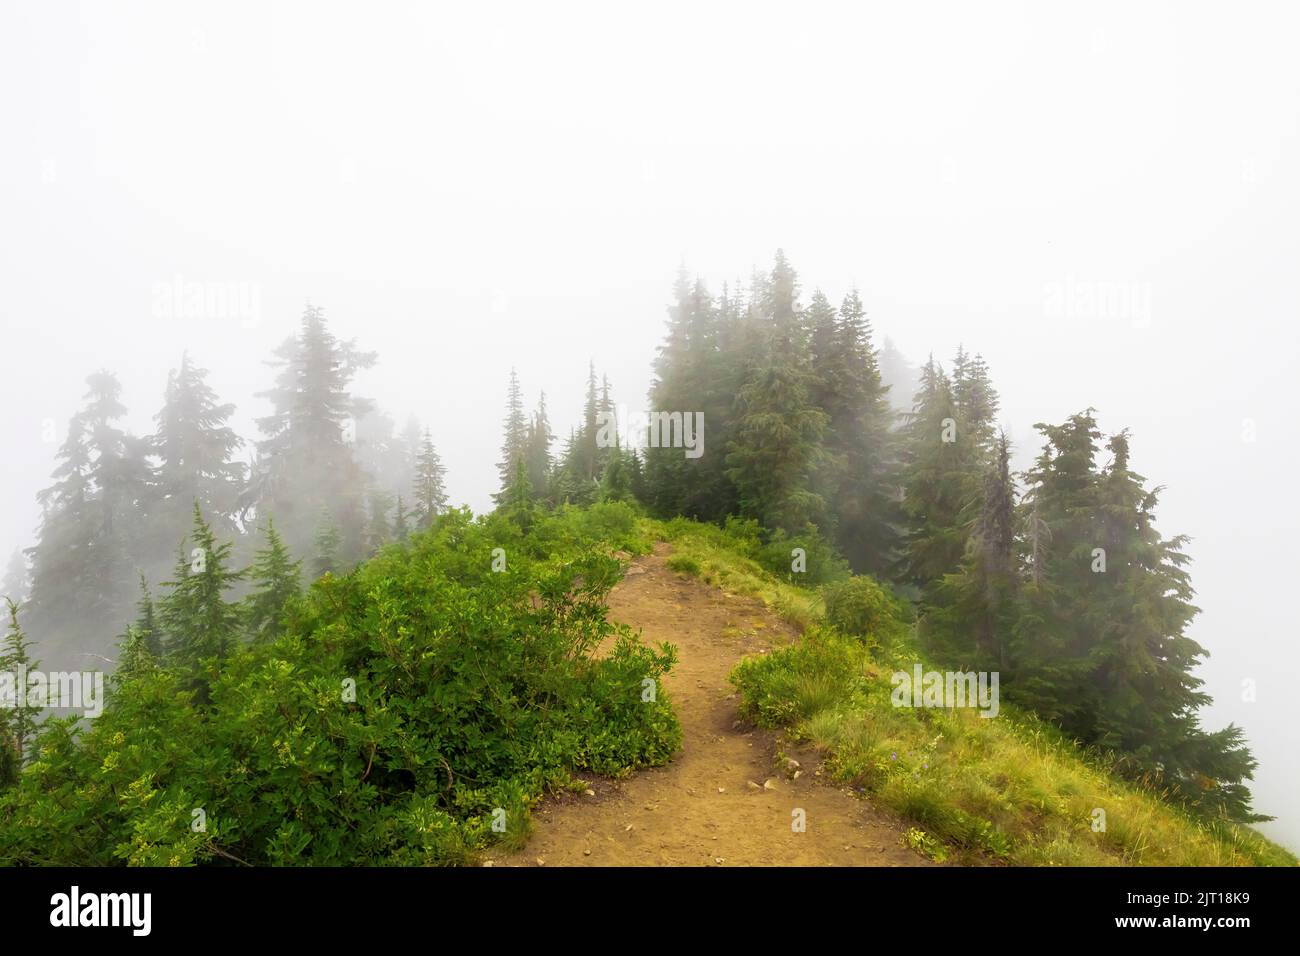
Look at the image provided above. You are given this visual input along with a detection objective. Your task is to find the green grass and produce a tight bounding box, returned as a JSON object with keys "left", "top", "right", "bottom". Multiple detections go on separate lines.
{"left": 649, "top": 516, "right": 1296, "bottom": 867}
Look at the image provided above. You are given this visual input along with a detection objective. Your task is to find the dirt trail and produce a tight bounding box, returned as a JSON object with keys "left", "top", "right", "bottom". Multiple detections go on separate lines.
{"left": 500, "top": 544, "right": 931, "bottom": 867}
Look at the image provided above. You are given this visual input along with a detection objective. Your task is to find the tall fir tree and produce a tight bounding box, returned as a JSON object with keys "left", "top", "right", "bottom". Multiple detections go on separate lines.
{"left": 494, "top": 368, "right": 528, "bottom": 504}
{"left": 244, "top": 518, "right": 303, "bottom": 644}
{"left": 312, "top": 507, "right": 342, "bottom": 577}
{"left": 524, "top": 392, "right": 554, "bottom": 505}
{"left": 411, "top": 429, "right": 448, "bottom": 528}
{"left": 251, "top": 305, "right": 375, "bottom": 563}
{"left": 151, "top": 353, "right": 245, "bottom": 536}
{"left": 724, "top": 252, "right": 827, "bottom": 534}
{"left": 158, "top": 504, "right": 244, "bottom": 698}
{"left": 0, "top": 598, "right": 40, "bottom": 769}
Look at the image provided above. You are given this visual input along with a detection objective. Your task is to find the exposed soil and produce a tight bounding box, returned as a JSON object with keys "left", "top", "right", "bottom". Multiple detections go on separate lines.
{"left": 498, "top": 543, "right": 932, "bottom": 867}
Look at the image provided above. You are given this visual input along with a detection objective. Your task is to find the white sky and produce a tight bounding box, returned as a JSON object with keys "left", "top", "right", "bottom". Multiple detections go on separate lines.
{"left": 2, "top": 0, "right": 1297, "bottom": 848}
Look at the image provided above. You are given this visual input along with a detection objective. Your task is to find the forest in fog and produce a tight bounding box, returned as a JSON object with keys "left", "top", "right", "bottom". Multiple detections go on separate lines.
{"left": 2, "top": 2, "right": 1297, "bottom": 875}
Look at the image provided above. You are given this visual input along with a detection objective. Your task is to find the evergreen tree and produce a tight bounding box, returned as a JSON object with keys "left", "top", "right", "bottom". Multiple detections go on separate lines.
{"left": 928, "top": 431, "right": 1017, "bottom": 667}
{"left": 152, "top": 353, "right": 245, "bottom": 534}
{"left": 113, "top": 624, "right": 157, "bottom": 684}
{"left": 411, "top": 429, "right": 448, "bottom": 528}
{"left": 392, "top": 496, "right": 410, "bottom": 543}
{"left": 1006, "top": 412, "right": 1262, "bottom": 820}
{"left": 0, "top": 598, "right": 40, "bottom": 768}
{"left": 822, "top": 289, "right": 899, "bottom": 575}
{"left": 312, "top": 507, "right": 342, "bottom": 577}
{"left": 578, "top": 361, "right": 601, "bottom": 484}
{"left": 502, "top": 456, "right": 536, "bottom": 532}
{"left": 494, "top": 368, "right": 528, "bottom": 504}
{"left": 599, "top": 440, "right": 634, "bottom": 503}
{"left": 132, "top": 573, "right": 163, "bottom": 660}
{"left": 524, "top": 392, "right": 554, "bottom": 505}
{"left": 724, "top": 252, "right": 827, "bottom": 534}
{"left": 364, "top": 488, "right": 394, "bottom": 554}
{"left": 252, "top": 305, "right": 375, "bottom": 562}
{"left": 896, "top": 356, "right": 980, "bottom": 597}
{"left": 244, "top": 518, "right": 303, "bottom": 643}
{"left": 158, "top": 504, "right": 244, "bottom": 695}
{"left": 1, "top": 548, "right": 28, "bottom": 606}
{"left": 26, "top": 372, "right": 152, "bottom": 667}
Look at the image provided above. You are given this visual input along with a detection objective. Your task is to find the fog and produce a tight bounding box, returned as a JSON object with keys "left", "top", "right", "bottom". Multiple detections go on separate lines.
{"left": 2, "top": 1, "right": 1296, "bottom": 848}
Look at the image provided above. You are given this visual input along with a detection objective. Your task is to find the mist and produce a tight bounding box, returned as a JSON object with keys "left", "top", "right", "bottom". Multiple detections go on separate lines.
{"left": 2, "top": 0, "right": 1296, "bottom": 851}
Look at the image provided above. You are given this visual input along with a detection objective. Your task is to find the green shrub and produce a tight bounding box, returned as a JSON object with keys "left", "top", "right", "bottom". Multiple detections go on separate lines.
{"left": 0, "top": 509, "right": 681, "bottom": 866}
{"left": 666, "top": 554, "right": 701, "bottom": 576}
{"left": 822, "top": 575, "right": 904, "bottom": 640}
{"left": 756, "top": 529, "right": 849, "bottom": 586}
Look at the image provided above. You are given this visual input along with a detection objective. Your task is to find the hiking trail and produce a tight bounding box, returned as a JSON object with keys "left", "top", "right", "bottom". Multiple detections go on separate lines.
{"left": 499, "top": 543, "right": 932, "bottom": 867}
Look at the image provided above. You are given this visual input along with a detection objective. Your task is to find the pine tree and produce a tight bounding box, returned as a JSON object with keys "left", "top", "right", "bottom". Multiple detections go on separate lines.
{"left": 1008, "top": 412, "right": 1263, "bottom": 820}
{"left": 152, "top": 353, "right": 245, "bottom": 533}
{"left": 494, "top": 368, "right": 528, "bottom": 503}
{"left": 897, "top": 356, "right": 981, "bottom": 597}
{"left": 252, "top": 305, "right": 375, "bottom": 562}
{"left": 821, "top": 289, "right": 899, "bottom": 575}
{"left": 392, "top": 496, "right": 410, "bottom": 543}
{"left": 524, "top": 392, "right": 554, "bottom": 505}
{"left": 113, "top": 625, "right": 157, "bottom": 685}
{"left": 927, "top": 431, "right": 1017, "bottom": 667}
{"left": 1, "top": 549, "right": 28, "bottom": 606}
{"left": 132, "top": 573, "right": 163, "bottom": 660}
{"left": 599, "top": 440, "right": 634, "bottom": 503}
{"left": 724, "top": 252, "right": 827, "bottom": 534}
{"left": 312, "top": 507, "right": 342, "bottom": 577}
{"left": 0, "top": 598, "right": 40, "bottom": 768}
{"left": 411, "top": 429, "right": 448, "bottom": 528}
{"left": 364, "top": 488, "right": 394, "bottom": 554}
{"left": 644, "top": 268, "right": 693, "bottom": 516}
{"left": 503, "top": 456, "right": 536, "bottom": 532}
{"left": 244, "top": 518, "right": 303, "bottom": 643}
{"left": 26, "top": 372, "right": 152, "bottom": 666}
{"left": 158, "top": 504, "right": 244, "bottom": 695}
{"left": 578, "top": 361, "right": 601, "bottom": 484}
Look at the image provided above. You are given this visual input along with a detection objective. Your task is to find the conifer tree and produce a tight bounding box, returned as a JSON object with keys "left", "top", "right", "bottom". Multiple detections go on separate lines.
{"left": 312, "top": 507, "right": 342, "bottom": 577}
{"left": 244, "top": 518, "right": 302, "bottom": 643}
{"left": 364, "top": 488, "right": 394, "bottom": 554}
{"left": 725, "top": 252, "right": 827, "bottom": 534}
{"left": 253, "top": 305, "right": 375, "bottom": 562}
{"left": 152, "top": 353, "right": 245, "bottom": 534}
{"left": 599, "top": 440, "right": 634, "bottom": 503}
{"left": 26, "top": 372, "right": 152, "bottom": 664}
{"left": 132, "top": 573, "right": 163, "bottom": 660}
{"left": 392, "top": 496, "right": 410, "bottom": 543}
{"left": 524, "top": 392, "right": 554, "bottom": 505}
{"left": 494, "top": 368, "right": 528, "bottom": 503}
{"left": 897, "top": 356, "right": 981, "bottom": 596}
{"left": 1, "top": 549, "right": 28, "bottom": 606}
{"left": 113, "top": 624, "right": 157, "bottom": 685}
{"left": 411, "top": 429, "right": 448, "bottom": 528}
{"left": 0, "top": 598, "right": 40, "bottom": 766}
{"left": 158, "top": 504, "right": 244, "bottom": 695}
{"left": 503, "top": 456, "right": 536, "bottom": 532}
{"left": 823, "top": 289, "right": 899, "bottom": 575}
{"left": 1007, "top": 412, "right": 1263, "bottom": 820}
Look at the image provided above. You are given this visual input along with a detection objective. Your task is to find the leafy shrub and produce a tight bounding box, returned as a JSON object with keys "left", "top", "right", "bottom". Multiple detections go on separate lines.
{"left": 822, "top": 575, "right": 905, "bottom": 641}
{"left": 0, "top": 509, "right": 681, "bottom": 866}
{"left": 756, "top": 529, "right": 849, "bottom": 586}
